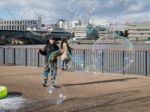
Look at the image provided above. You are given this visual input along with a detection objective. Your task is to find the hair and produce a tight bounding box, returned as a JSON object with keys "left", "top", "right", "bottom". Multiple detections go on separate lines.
{"left": 60, "top": 38, "right": 69, "bottom": 49}
{"left": 47, "top": 36, "right": 57, "bottom": 45}
{"left": 60, "top": 38, "right": 72, "bottom": 55}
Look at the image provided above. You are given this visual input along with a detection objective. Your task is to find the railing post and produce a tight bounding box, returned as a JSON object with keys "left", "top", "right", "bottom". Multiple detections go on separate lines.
{"left": 37, "top": 51, "right": 40, "bottom": 67}
{"left": 145, "top": 51, "right": 148, "bottom": 76}
{"left": 3, "top": 48, "right": 5, "bottom": 65}
{"left": 25, "top": 48, "right": 28, "bottom": 66}
{"left": 102, "top": 50, "right": 104, "bottom": 73}
{"left": 83, "top": 50, "right": 86, "bottom": 70}
{"left": 122, "top": 50, "right": 125, "bottom": 75}
{"left": 14, "top": 48, "right": 16, "bottom": 65}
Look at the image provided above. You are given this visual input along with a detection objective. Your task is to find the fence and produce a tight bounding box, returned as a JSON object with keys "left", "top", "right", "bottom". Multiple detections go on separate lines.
{"left": 0, "top": 46, "right": 150, "bottom": 76}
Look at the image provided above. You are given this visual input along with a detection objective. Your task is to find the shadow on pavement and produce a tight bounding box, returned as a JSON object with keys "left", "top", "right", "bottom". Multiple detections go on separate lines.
{"left": 63, "top": 77, "right": 138, "bottom": 87}
{"left": 8, "top": 92, "right": 23, "bottom": 97}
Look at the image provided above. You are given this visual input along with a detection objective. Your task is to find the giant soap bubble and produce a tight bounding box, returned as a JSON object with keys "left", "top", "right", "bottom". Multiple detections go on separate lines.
{"left": 92, "top": 33, "right": 135, "bottom": 74}
{"left": 68, "top": 0, "right": 97, "bottom": 24}
{"left": 46, "top": 50, "right": 66, "bottom": 105}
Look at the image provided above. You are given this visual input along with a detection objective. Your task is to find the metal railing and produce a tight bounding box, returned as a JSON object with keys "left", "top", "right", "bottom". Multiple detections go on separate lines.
{"left": 0, "top": 45, "right": 150, "bottom": 76}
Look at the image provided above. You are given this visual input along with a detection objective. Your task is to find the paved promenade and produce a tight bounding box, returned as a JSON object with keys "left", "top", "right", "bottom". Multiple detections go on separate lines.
{"left": 0, "top": 66, "right": 150, "bottom": 112}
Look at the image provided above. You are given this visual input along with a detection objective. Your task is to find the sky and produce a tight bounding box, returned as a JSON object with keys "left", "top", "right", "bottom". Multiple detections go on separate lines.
{"left": 0, "top": 0, "right": 150, "bottom": 25}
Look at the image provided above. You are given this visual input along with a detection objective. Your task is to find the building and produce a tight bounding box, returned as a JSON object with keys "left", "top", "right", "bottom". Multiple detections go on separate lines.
{"left": 71, "top": 20, "right": 81, "bottom": 28}
{"left": 127, "top": 22, "right": 150, "bottom": 41}
{"left": 73, "top": 25, "right": 98, "bottom": 40}
{"left": 96, "top": 24, "right": 128, "bottom": 40}
{"left": 57, "top": 19, "right": 66, "bottom": 28}
{"left": 0, "top": 19, "right": 41, "bottom": 31}
{"left": 96, "top": 25, "right": 116, "bottom": 40}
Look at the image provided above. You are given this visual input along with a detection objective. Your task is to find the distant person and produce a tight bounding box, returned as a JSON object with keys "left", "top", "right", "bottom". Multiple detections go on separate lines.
{"left": 39, "top": 37, "right": 59, "bottom": 87}
{"left": 60, "top": 38, "right": 72, "bottom": 70}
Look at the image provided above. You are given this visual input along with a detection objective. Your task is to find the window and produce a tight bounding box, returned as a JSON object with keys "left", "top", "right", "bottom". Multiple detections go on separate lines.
{"left": 14, "top": 26, "right": 16, "bottom": 30}
{"left": 20, "top": 26, "right": 22, "bottom": 30}
{"left": 28, "top": 21, "right": 31, "bottom": 24}
{"left": 23, "top": 26, "right": 24, "bottom": 30}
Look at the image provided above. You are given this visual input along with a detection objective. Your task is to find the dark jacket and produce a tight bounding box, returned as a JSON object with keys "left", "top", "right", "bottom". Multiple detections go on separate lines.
{"left": 39, "top": 43, "right": 59, "bottom": 63}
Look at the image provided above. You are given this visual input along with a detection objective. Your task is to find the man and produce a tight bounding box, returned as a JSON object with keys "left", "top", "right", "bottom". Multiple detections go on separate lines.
{"left": 39, "top": 37, "right": 59, "bottom": 87}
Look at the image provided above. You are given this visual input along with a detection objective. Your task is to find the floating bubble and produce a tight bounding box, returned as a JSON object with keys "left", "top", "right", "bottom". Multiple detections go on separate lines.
{"left": 47, "top": 85, "right": 66, "bottom": 105}
{"left": 119, "top": 0, "right": 132, "bottom": 6}
{"left": 69, "top": 49, "right": 99, "bottom": 77}
{"left": 46, "top": 73, "right": 67, "bottom": 105}
{"left": 68, "top": 0, "right": 97, "bottom": 15}
{"left": 48, "top": 86, "right": 55, "bottom": 94}
{"left": 56, "top": 94, "right": 66, "bottom": 105}
{"left": 71, "top": 53, "right": 84, "bottom": 70}
{"left": 92, "top": 33, "right": 135, "bottom": 74}
{"left": 46, "top": 50, "right": 67, "bottom": 105}
{"left": 68, "top": 0, "right": 97, "bottom": 23}
{"left": 70, "top": 51, "right": 94, "bottom": 76}
{"left": 21, "top": 6, "right": 56, "bottom": 37}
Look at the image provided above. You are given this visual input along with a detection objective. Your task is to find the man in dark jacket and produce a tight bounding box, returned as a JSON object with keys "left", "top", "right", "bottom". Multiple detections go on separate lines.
{"left": 39, "top": 37, "right": 59, "bottom": 87}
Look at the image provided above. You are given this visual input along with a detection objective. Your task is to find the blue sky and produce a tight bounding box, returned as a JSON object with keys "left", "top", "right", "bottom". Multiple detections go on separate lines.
{"left": 0, "top": 0, "right": 149, "bottom": 25}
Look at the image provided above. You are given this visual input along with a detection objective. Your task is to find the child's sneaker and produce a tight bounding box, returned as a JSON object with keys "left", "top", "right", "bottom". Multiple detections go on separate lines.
{"left": 51, "top": 77, "right": 56, "bottom": 87}
{"left": 43, "top": 83, "right": 47, "bottom": 87}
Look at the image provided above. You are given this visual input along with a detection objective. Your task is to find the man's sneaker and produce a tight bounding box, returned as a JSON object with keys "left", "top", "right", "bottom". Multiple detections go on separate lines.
{"left": 43, "top": 77, "right": 48, "bottom": 87}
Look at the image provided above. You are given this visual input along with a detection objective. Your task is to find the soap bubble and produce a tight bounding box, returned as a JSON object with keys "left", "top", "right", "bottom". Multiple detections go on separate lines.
{"left": 68, "top": 0, "right": 97, "bottom": 15}
{"left": 47, "top": 85, "right": 66, "bottom": 105}
{"left": 69, "top": 48, "right": 99, "bottom": 77}
{"left": 92, "top": 33, "right": 135, "bottom": 74}
{"left": 68, "top": 0, "right": 97, "bottom": 24}
{"left": 46, "top": 50, "right": 68, "bottom": 105}
{"left": 120, "top": 0, "right": 131, "bottom": 6}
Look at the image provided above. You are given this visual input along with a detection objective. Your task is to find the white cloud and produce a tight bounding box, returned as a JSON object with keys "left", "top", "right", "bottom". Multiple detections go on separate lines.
{"left": 126, "top": 1, "right": 145, "bottom": 13}
{"left": 20, "top": 7, "right": 57, "bottom": 24}
{"left": 0, "top": 0, "right": 150, "bottom": 24}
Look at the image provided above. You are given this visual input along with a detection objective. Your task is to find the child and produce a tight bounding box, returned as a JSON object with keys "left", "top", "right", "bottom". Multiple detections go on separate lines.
{"left": 60, "top": 38, "right": 72, "bottom": 70}
{"left": 39, "top": 37, "right": 59, "bottom": 87}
